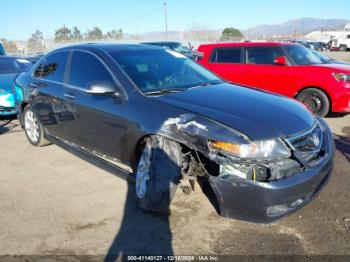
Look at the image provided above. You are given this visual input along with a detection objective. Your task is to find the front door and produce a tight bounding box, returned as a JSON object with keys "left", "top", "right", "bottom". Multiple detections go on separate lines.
{"left": 64, "top": 50, "right": 129, "bottom": 162}
{"left": 240, "top": 46, "right": 292, "bottom": 95}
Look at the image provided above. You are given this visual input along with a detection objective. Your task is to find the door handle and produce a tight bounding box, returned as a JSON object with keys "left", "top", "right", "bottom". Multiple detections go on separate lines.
{"left": 64, "top": 93, "right": 76, "bottom": 99}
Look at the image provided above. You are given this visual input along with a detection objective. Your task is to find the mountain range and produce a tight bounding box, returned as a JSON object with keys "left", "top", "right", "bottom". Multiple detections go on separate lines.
{"left": 243, "top": 18, "right": 349, "bottom": 38}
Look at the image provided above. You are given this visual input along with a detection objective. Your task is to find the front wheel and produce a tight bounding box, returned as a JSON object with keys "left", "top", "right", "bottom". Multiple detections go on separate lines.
{"left": 23, "top": 105, "right": 51, "bottom": 147}
{"left": 136, "top": 136, "right": 183, "bottom": 213}
{"left": 296, "top": 88, "right": 330, "bottom": 117}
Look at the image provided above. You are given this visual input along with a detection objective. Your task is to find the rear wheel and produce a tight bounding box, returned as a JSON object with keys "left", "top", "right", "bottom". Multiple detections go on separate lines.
{"left": 136, "top": 136, "right": 182, "bottom": 213}
{"left": 296, "top": 88, "right": 330, "bottom": 117}
{"left": 23, "top": 105, "right": 51, "bottom": 147}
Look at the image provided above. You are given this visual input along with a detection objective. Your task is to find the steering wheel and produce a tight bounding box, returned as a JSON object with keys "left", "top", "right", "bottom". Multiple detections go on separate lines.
{"left": 164, "top": 73, "right": 184, "bottom": 84}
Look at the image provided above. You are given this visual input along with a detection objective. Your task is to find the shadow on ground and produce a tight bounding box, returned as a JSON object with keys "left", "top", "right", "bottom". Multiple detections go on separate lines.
{"left": 326, "top": 112, "right": 349, "bottom": 119}
{"left": 0, "top": 116, "right": 19, "bottom": 135}
{"left": 104, "top": 139, "right": 181, "bottom": 261}
{"left": 104, "top": 183, "right": 174, "bottom": 262}
{"left": 334, "top": 127, "right": 350, "bottom": 162}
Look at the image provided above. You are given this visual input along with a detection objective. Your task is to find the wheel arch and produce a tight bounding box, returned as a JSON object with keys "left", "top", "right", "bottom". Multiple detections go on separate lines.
{"left": 294, "top": 86, "right": 332, "bottom": 112}
{"left": 132, "top": 133, "right": 189, "bottom": 169}
{"left": 18, "top": 101, "right": 29, "bottom": 127}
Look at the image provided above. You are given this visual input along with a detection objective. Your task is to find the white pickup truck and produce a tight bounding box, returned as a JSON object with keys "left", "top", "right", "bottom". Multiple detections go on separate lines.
{"left": 334, "top": 34, "right": 350, "bottom": 51}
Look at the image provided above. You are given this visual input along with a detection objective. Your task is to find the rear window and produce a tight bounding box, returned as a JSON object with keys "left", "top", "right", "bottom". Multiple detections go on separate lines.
{"left": 210, "top": 48, "right": 242, "bottom": 63}
{"left": 0, "top": 58, "right": 31, "bottom": 74}
{"left": 40, "top": 52, "right": 68, "bottom": 82}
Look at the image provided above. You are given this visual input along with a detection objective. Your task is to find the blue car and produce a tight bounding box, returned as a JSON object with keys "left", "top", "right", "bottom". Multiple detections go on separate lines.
{"left": 0, "top": 43, "right": 5, "bottom": 55}
{"left": 0, "top": 56, "right": 31, "bottom": 116}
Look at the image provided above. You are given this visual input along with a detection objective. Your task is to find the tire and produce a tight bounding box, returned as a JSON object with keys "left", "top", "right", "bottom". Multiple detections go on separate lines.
{"left": 340, "top": 45, "right": 347, "bottom": 52}
{"left": 136, "top": 136, "right": 182, "bottom": 213}
{"left": 23, "top": 105, "right": 51, "bottom": 147}
{"left": 296, "top": 88, "right": 330, "bottom": 117}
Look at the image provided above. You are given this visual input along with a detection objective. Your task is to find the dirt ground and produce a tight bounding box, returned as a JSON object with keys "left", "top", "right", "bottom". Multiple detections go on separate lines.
{"left": 0, "top": 113, "right": 349, "bottom": 260}
{"left": 325, "top": 51, "right": 350, "bottom": 62}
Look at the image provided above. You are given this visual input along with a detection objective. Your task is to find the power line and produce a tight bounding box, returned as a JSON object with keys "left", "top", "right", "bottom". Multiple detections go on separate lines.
{"left": 113, "top": 8, "right": 163, "bottom": 28}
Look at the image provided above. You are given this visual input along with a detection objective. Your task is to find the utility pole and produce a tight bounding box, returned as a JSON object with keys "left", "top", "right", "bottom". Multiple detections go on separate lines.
{"left": 164, "top": 1, "right": 169, "bottom": 39}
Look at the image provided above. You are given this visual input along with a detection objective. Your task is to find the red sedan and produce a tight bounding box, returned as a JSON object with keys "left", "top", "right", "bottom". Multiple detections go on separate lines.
{"left": 197, "top": 42, "right": 350, "bottom": 117}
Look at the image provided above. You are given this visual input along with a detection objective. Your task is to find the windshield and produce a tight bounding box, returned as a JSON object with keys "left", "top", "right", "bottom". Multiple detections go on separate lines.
{"left": 284, "top": 45, "right": 323, "bottom": 65}
{"left": 173, "top": 44, "right": 192, "bottom": 54}
{"left": 311, "top": 50, "right": 332, "bottom": 63}
{"left": 0, "top": 58, "right": 31, "bottom": 74}
{"left": 109, "top": 49, "right": 222, "bottom": 94}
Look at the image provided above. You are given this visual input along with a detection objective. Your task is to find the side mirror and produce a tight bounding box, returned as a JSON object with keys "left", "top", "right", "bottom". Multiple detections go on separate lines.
{"left": 193, "top": 51, "right": 204, "bottom": 62}
{"left": 86, "top": 81, "right": 121, "bottom": 97}
{"left": 274, "top": 56, "right": 287, "bottom": 66}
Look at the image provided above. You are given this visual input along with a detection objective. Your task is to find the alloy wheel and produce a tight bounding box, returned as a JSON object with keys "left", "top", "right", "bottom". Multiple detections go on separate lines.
{"left": 24, "top": 110, "right": 40, "bottom": 143}
{"left": 303, "top": 94, "right": 322, "bottom": 114}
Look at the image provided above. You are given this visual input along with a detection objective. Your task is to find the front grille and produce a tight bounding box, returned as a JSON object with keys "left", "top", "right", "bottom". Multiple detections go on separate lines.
{"left": 286, "top": 124, "right": 324, "bottom": 162}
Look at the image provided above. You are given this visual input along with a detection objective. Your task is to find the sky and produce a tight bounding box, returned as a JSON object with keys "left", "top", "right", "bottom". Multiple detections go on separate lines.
{"left": 1, "top": 0, "right": 349, "bottom": 40}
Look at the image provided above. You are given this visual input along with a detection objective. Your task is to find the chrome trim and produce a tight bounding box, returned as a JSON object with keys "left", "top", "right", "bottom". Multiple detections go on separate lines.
{"left": 55, "top": 135, "right": 134, "bottom": 173}
{"left": 30, "top": 48, "right": 128, "bottom": 100}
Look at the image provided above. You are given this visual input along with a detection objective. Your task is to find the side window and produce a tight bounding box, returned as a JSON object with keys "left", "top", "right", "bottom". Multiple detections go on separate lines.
{"left": 247, "top": 47, "right": 283, "bottom": 65}
{"left": 33, "top": 63, "right": 43, "bottom": 78}
{"left": 40, "top": 52, "right": 68, "bottom": 82}
{"left": 210, "top": 48, "right": 242, "bottom": 63}
{"left": 69, "top": 51, "right": 114, "bottom": 89}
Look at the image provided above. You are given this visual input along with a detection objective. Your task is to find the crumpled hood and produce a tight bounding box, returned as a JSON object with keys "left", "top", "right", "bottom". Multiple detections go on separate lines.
{"left": 156, "top": 83, "right": 315, "bottom": 140}
{"left": 0, "top": 73, "right": 17, "bottom": 93}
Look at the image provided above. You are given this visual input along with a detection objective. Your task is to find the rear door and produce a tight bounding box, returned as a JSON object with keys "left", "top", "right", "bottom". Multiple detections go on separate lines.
{"left": 241, "top": 46, "right": 292, "bottom": 95}
{"left": 30, "top": 51, "right": 71, "bottom": 138}
{"left": 205, "top": 47, "right": 246, "bottom": 84}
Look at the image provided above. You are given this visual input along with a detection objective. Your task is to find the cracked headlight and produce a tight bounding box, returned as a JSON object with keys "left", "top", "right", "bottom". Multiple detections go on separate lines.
{"left": 208, "top": 139, "right": 291, "bottom": 160}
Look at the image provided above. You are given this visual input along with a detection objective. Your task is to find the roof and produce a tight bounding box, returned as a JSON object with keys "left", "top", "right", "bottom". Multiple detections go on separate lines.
{"left": 53, "top": 43, "right": 164, "bottom": 53}
{"left": 198, "top": 42, "right": 298, "bottom": 49}
{"left": 141, "top": 41, "right": 180, "bottom": 45}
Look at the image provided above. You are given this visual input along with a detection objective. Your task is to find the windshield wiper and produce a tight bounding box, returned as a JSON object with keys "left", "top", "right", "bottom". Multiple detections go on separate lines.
{"left": 189, "top": 80, "right": 223, "bottom": 89}
{"left": 144, "top": 88, "right": 186, "bottom": 96}
{"left": 199, "top": 80, "right": 222, "bottom": 86}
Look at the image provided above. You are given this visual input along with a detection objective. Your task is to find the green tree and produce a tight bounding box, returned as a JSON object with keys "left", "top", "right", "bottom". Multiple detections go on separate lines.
{"left": 54, "top": 26, "right": 72, "bottom": 42}
{"left": 27, "top": 30, "right": 44, "bottom": 52}
{"left": 72, "top": 26, "right": 83, "bottom": 41}
{"left": 105, "top": 29, "right": 123, "bottom": 40}
{"left": 86, "top": 27, "right": 103, "bottom": 40}
{"left": 220, "top": 27, "right": 243, "bottom": 41}
{"left": 0, "top": 38, "right": 18, "bottom": 54}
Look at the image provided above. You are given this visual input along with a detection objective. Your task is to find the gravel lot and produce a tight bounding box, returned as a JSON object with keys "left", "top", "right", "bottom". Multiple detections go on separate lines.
{"left": 324, "top": 51, "right": 350, "bottom": 62}
{"left": 0, "top": 113, "right": 349, "bottom": 259}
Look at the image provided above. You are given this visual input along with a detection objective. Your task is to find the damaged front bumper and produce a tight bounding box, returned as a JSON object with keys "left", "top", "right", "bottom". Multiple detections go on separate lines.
{"left": 0, "top": 92, "right": 17, "bottom": 116}
{"left": 208, "top": 123, "right": 335, "bottom": 223}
